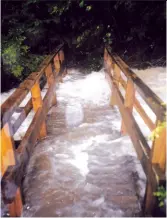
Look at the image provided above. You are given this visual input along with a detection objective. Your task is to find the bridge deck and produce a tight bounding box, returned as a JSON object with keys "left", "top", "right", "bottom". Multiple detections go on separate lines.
{"left": 22, "top": 71, "right": 144, "bottom": 217}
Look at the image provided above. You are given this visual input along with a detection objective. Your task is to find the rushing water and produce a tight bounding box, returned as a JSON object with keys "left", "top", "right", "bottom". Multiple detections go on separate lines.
{"left": 1, "top": 67, "right": 166, "bottom": 217}
{"left": 22, "top": 69, "right": 146, "bottom": 217}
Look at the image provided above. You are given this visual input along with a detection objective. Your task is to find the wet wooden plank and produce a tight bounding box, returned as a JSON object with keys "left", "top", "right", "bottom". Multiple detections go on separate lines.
{"left": 109, "top": 73, "right": 156, "bottom": 131}
{"left": 106, "top": 69, "right": 165, "bottom": 215}
{"left": 106, "top": 73, "right": 151, "bottom": 158}
{"left": 151, "top": 124, "right": 166, "bottom": 173}
{"left": 111, "top": 53, "right": 166, "bottom": 119}
{"left": 1, "top": 81, "right": 56, "bottom": 204}
{"left": 11, "top": 99, "right": 32, "bottom": 136}
{"left": 107, "top": 72, "right": 166, "bottom": 215}
{"left": 8, "top": 188, "right": 23, "bottom": 217}
{"left": 1, "top": 44, "right": 64, "bottom": 127}
{"left": 45, "top": 64, "right": 57, "bottom": 106}
{"left": 106, "top": 195, "right": 139, "bottom": 208}
{"left": 59, "top": 50, "right": 65, "bottom": 63}
{"left": 134, "top": 99, "right": 156, "bottom": 131}
{"left": 1, "top": 72, "right": 39, "bottom": 126}
{"left": 111, "top": 64, "right": 121, "bottom": 106}
{"left": 31, "top": 82, "right": 47, "bottom": 139}
{"left": 1, "top": 123, "right": 16, "bottom": 176}
{"left": 121, "top": 78, "right": 135, "bottom": 134}
{"left": 106, "top": 72, "right": 163, "bottom": 180}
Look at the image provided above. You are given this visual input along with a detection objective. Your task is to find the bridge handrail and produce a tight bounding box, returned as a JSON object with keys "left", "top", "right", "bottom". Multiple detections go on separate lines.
{"left": 1, "top": 44, "right": 66, "bottom": 217}
{"left": 104, "top": 46, "right": 166, "bottom": 216}
{"left": 105, "top": 47, "right": 166, "bottom": 120}
{"left": 1, "top": 44, "right": 64, "bottom": 126}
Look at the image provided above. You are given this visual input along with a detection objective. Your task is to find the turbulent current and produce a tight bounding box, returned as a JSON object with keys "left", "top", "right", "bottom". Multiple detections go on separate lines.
{"left": 22, "top": 69, "right": 146, "bottom": 217}
{"left": 1, "top": 67, "right": 166, "bottom": 217}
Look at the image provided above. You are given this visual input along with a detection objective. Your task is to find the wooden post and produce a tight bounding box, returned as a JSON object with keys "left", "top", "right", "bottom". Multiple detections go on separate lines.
{"left": 54, "top": 54, "right": 60, "bottom": 76}
{"left": 31, "top": 81, "right": 47, "bottom": 139}
{"left": 104, "top": 48, "right": 108, "bottom": 68}
{"left": 59, "top": 50, "right": 67, "bottom": 79}
{"left": 110, "top": 64, "right": 121, "bottom": 106}
{"left": 59, "top": 50, "right": 64, "bottom": 63}
{"left": 45, "top": 64, "right": 57, "bottom": 106}
{"left": 1, "top": 123, "right": 15, "bottom": 175}
{"left": 8, "top": 188, "right": 23, "bottom": 217}
{"left": 1, "top": 123, "right": 23, "bottom": 216}
{"left": 121, "top": 78, "right": 135, "bottom": 134}
{"left": 144, "top": 121, "right": 166, "bottom": 215}
{"left": 151, "top": 122, "right": 166, "bottom": 173}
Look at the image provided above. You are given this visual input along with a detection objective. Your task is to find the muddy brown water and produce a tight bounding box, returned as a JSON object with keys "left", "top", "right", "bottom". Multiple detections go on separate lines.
{"left": 21, "top": 70, "right": 146, "bottom": 217}
{"left": 2, "top": 69, "right": 147, "bottom": 217}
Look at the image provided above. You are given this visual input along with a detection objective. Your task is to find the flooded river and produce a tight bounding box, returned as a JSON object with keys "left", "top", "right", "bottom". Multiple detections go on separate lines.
{"left": 22, "top": 69, "right": 146, "bottom": 217}
{"left": 1, "top": 67, "right": 166, "bottom": 217}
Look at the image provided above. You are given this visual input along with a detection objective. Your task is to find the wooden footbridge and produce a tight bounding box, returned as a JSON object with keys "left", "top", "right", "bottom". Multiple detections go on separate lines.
{"left": 1, "top": 44, "right": 166, "bottom": 217}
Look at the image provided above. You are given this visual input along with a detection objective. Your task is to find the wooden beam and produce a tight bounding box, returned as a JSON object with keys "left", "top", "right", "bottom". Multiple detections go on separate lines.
{"left": 151, "top": 125, "right": 166, "bottom": 173}
{"left": 110, "top": 64, "right": 121, "bottom": 106}
{"left": 107, "top": 73, "right": 151, "bottom": 161}
{"left": 11, "top": 99, "right": 32, "bottom": 136}
{"left": 1, "top": 44, "right": 64, "bottom": 128}
{"left": 110, "top": 53, "right": 166, "bottom": 120}
{"left": 59, "top": 50, "right": 65, "bottom": 63}
{"left": 54, "top": 54, "right": 61, "bottom": 77}
{"left": 1, "top": 81, "right": 56, "bottom": 204}
{"left": 134, "top": 99, "right": 156, "bottom": 131}
{"left": 31, "top": 81, "right": 47, "bottom": 139}
{"left": 106, "top": 72, "right": 165, "bottom": 216}
{"left": 8, "top": 188, "right": 23, "bottom": 217}
{"left": 149, "top": 117, "right": 166, "bottom": 214}
{"left": 105, "top": 47, "right": 166, "bottom": 216}
{"left": 45, "top": 64, "right": 57, "bottom": 106}
{"left": 1, "top": 123, "right": 23, "bottom": 216}
{"left": 121, "top": 78, "right": 135, "bottom": 134}
{"left": 1, "top": 123, "right": 16, "bottom": 176}
{"left": 117, "top": 74, "right": 156, "bottom": 131}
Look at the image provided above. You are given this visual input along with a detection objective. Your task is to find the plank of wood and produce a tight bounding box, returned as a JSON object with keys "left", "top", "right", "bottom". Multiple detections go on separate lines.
{"left": 111, "top": 64, "right": 121, "bottom": 106}
{"left": 1, "top": 44, "right": 64, "bottom": 127}
{"left": 59, "top": 50, "right": 65, "bottom": 63}
{"left": 54, "top": 54, "right": 61, "bottom": 76}
{"left": 1, "top": 123, "right": 16, "bottom": 176}
{"left": 1, "top": 80, "right": 56, "bottom": 204}
{"left": 112, "top": 54, "right": 166, "bottom": 120}
{"left": 45, "top": 64, "right": 57, "bottom": 106}
{"left": 151, "top": 124, "right": 166, "bottom": 173}
{"left": 8, "top": 188, "right": 23, "bottom": 217}
{"left": 106, "top": 73, "right": 151, "bottom": 157}
{"left": 31, "top": 82, "right": 47, "bottom": 139}
{"left": 134, "top": 99, "right": 156, "bottom": 131}
{"left": 105, "top": 47, "right": 166, "bottom": 120}
{"left": 108, "top": 71, "right": 156, "bottom": 131}
{"left": 106, "top": 72, "right": 165, "bottom": 216}
{"left": 121, "top": 78, "right": 135, "bottom": 134}
{"left": 11, "top": 99, "right": 32, "bottom": 136}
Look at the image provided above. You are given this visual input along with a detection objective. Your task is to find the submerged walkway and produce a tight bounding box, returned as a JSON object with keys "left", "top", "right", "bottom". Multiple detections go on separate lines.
{"left": 22, "top": 70, "right": 145, "bottom": 217}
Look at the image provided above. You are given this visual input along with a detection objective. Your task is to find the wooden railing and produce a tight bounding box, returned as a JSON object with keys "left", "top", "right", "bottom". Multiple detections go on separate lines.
{"left": 104, "top": 47, "right": 166, "bottom": 216}
{"left": 1, "top": 44, "right": 66, "bottom": 217}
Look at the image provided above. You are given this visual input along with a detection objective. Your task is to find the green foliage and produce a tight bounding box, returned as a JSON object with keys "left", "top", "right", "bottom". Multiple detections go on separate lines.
{"left": 76, "top": 29, "right": 91, "bottom": 48}
{"left": 79, "top": 0, "right": 84, "bottom": 8}
{"left": 154, "top": 186, "right": 166, "bottom": 207}
{"left": 103, "top": 32, "right": 112, "bottom": 45}
{"left": 1, "top": 0, "right": 166, "bottom": 88}
{"left": 25, "top": 54, "right": 46, "bottom": 73}
{"left": 50, "top": 2, "right": 70, "bottom": 16}
{"left": 149, "top": 121, "right": 166, "bottom": 141}
{"left": 2, "top": 36, "right": 29, "bottom": 77}
{"left": 86, "top": 5, "right": 92, "bottom": 11}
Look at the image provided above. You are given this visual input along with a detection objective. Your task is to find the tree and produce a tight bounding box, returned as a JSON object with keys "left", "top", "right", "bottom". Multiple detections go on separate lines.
{"left": 1, "top": 0, "right": 166, "bottom": 91}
